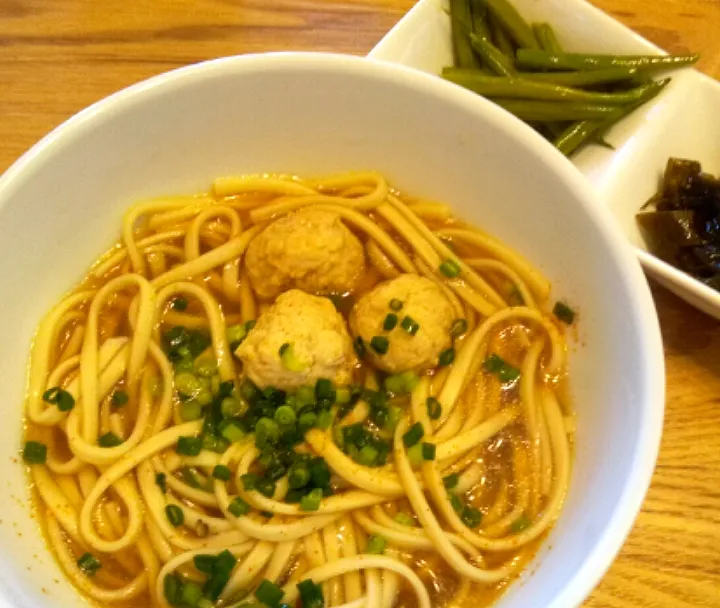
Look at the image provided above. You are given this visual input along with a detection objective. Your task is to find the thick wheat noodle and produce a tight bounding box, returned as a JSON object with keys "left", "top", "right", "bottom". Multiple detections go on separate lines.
{"left": 381, "top": 567, "right": 400, "bottom": 608}
{"left": 304, "top": 531, "right": 326, "bottom": 570}
{"left": 436, "top": 408, "right": 519, "bottom": 465}
{"left": 455, "top": 462, "right": 486, "bottom": 494}
{"left": 147, "top": 201, "right": 226, "bottom": 231}
{"left": 265, "top": 539, "right": 297, "bottom": 582}
{"left": 339, "top": 515, "right": 363, "bottom": 602}
{"left": 407, "top": 202, "right": 453, "bottom": 221}
{"left": 521, "top": 340, "right": 546, "bottom": 519}
{"left": 387, "top": 193, "right": 507, "bottom": 308}
{"left": 439, "top": 228, "right": 551, "bottom": 300}
{"left": 153, "top": 456, "right": 218, "bottom": 509}
{"left": 366, "top": 239, "right": 400, "bottom": 279}
{"left": 280, "top": 555, "right": 431, "bottom": 608}
{"left": 221, "top": 540, "right": 275, "bottom": 599}
{"left": 466, "top": 258, "right": 538, "bottom": 309}
{"left": 214, "top": 175, "right": 318, "bottom": 199}
{"left": 322, "top": 521, "right": 343, "bottom": 607}
{"left": 414, "top": 256, "right": 466, "bottom": 318}
{"left": 93, "top": 229, "right": 186, "bottom": 277}
{"left": 184, "top": 206, "right": 242, "bottom": 260}
{"left": 539, "top": 399, "right": 554, "bottom": 496}
{"left": 162, "top": 310, "right": 244, "bottom": 330}
{"left": 150, "top": 226, "right": 262, "bottom": 290}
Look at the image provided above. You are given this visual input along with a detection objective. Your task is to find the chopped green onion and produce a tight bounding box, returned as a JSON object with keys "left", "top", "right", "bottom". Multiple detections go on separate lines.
{"left": 228, "top": 496, "right": 251, "bottom": 517}
{"left": 203, "top": 432, "right": 229, "bottom": 454}
{"left": 335, "top": 387, "right": 351, "bottom": 405}
{"left": 369, "top": 336, "right": 389, "bottom": 354}
{"left": 164, "top": 573, "right": 184, "bottom": 606}
{"left": 449, "top": 493, "right": 464, "bottom": 514}
{"left": 280, "top": 342, "right": 307, "bottom": 372}
{"left": 111, "top": 391, "right": 128, "bottom": 407}
{"left": 511, "top": 515, "right": 531, "bottom": 533}
{"left": 288, "top": 463, "right": 311, "bottom": 489}
{"left": 438, "top": 348, "right": 455, "bottom": 366}
{"left": 212, "top": 465, "right": 232, "bottom": 481}
{"left": 357, "top": 444, "right": 379, "bottom": 467}
{"left": 366, "top": 534, "right": 387, "bottom": 554}
{"left": 274, "top": 405, "right": 296, "bottom": 426}
{"left": 255, "top": 477, "right": 276, "bottom": 498}
{"left": 298, "top": 411, "right": 317, "bottom": 432}
{"left": 156, "top": 472, "right": 167, "bottom": 493}
{"left": 22, "top": 441, "right": 47, "bottom": 465}
{"left": 508, "top": 285, "right": 525, "bottom": 306}
{"left": 221, "top": 396, "right": 245, "bottom": 418}
{"left": 483, "top": 353, "right": 520, "bottom": 382}
{"left": 226, "top": 324, "right": 248, "bottom": 350}
{"left": 422, "top": 442, "right": 436, "bottom": 461}
{"left": 171, "top": 297, "right": 188, "bottom": 311}
{"left": 255, "top": 579, "right": 285, "bottom": 608}
{"left": 297, "top": 578, "right": 324, "bottom": 608}
{"left": 309, "top": 459, "right": 331, "bottom": 488}
{"left": 77, "top": 552, "right": 101, "bottom": 576}
{"left": 426, "top": 396, "right": 442, "bottom": 420}
{"left": 370, "top": 405, "right": 388, "bottom": 428}
{"left": 194, "top": 357, "right": 218, "bottom": 378}
{"left": 394, "top": 512, "right": 415, "bottom": 526}
{"left": 383, "top": 313, "right": 398, "bottom": 330}
{"left": 461, "top": 506, "right": 483, "bottom": 529}
{"left": 180, "top": 399, "right": 203, "bottom": 421}
{"left": 384, "top": 371, "right": 419, "bottom": 395}
{"left": 389, "top": 298, "right": 404, "bottom": 311}
{"left": 300, "top": 487, "right": 323, "bottom": 511}
{"left": 384, "top": 406, "right": 403, "bottom": 433}
{"left": 181, "top": 580, "right": 203, "bottom": 606}
{"left": 498, "top": 364, "right": 520, "bottom": 383}
{"left": 402, "top": 422, "right": 424, "bottom": 447}
{"left": 165, "top": 504, "right": 184, "bottom": 527}
{"left": 315, "top": 378, "right": 335, "bottom": 401}
{"left": 353, "top": 336, "right": 366, "bottom": 359}
{"left": 255, "top": 417, "right": 280, "bottom": 448}
{"left": 314, "top": 409, "right": 333, "bottom": 430}
{"left": 193, "top": 553, "right": 217, "bottom": 574}
{"left": 443, "top": 473, "right": 459, "bottom": 490}
{"left": 407, "top": 443, "right": 423, "bottom": 465}
{"left": 439, "top": 259, "right": 461, "bottom": 278}
{"left": 483, "top": 353, "right": 504, "bottom": 373}
{"left": 241, "top": 473, "right": 258, "bottom": 491}
{"left": 98, "top": 432, "right": 123, "bottom": 448}
{"left": 219, "top": 419, "right": 245, "bottom": 443}
{"left": 400, "top": 316, "right": 419, "bottom": 335}
{"left": 176, "top": 436, "right": 203, "bottom": 456}
{"left": 553, "top": 301, "right": 576, "bottom": 324}
{"left": 43, "top": 386, "right": 75, "bottom": 412}
{"left": 450, "top": 318, "right": 468, "bottom": 338}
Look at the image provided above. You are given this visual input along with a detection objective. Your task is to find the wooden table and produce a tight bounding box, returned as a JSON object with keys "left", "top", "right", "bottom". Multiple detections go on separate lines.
{"left": 2, "top": 1, "right": 719, "bottom": 605}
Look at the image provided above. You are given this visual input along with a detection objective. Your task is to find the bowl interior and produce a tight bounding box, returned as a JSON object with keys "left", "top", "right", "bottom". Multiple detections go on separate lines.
{"left": 0, "top": 53, "right": 663, "bottom": 608}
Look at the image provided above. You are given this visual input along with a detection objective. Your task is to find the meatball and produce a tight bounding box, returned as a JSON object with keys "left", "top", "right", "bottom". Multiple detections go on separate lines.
{"left": 244, "top": 208, "right": 365, "bottom": 299}
{"left": 235, "top": 289, "right": 355, "bottom": 390}
{"left": 350, "top": 274, "right": 454, "bottom": 373}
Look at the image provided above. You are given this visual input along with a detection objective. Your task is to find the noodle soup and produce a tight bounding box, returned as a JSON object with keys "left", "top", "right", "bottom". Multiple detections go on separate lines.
{"left": 22, "top": 172, "right": 573, "bottom": 608}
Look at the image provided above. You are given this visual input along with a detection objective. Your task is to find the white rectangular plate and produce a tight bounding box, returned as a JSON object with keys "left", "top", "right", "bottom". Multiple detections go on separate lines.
{"left": 370, "top": 0, "right": 720, "bottom": 319}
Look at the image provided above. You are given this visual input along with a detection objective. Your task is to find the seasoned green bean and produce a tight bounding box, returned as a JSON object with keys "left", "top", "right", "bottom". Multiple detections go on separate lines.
{"left": 532, "top": 23, "right": 563, "bottom": 53}
{"left": 469, "top": 34, "right": 515, "bottom": 76}
{"left": 444, "top": 66, "right": 639, "bottom": 87}
{"left": 450, "top": 0, "right": 480, "bottom": 69}
{"left": 554, "top": 78, "right": 669, "bottom": 154}
{"left": 471, "top": 0, "right": 491, "bottom": 39}
{"left": 516, "top": 49, "right": 699, "bottom": 71}
{"left": 492, "top": 100, "right": 618, "bottom": 121}
{"left": 486, "top": 0, "right": 540, "bottom": 49}
{"left": 488, "top": 11, "right": 516, "bottom": 58}
{"left": 442, "top": 72, "right": 660, "bottom": 105}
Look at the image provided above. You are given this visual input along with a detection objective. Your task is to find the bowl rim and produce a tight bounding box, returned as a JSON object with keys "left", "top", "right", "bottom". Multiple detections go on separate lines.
{"left": 0, "top": 51, "right": 665, "bottom": 608}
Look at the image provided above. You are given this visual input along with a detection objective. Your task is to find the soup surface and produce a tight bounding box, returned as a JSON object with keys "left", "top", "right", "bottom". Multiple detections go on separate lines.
{"left": 22, "top": 172, "right": 574, "bottom": 608}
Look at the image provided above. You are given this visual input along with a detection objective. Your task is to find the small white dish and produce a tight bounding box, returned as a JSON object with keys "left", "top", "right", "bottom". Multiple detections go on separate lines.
{"left": 370, "top": 0, "right": 720, "bottom": 319}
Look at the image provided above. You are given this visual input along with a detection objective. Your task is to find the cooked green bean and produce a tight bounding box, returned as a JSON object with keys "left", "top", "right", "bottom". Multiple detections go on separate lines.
{"left": 493, "top": 99, "right": 618, "bottom": 121}
{"left": 516, "top": 49, "right": 699, "bottom": 72}
{"left": 469, "top": 34, "right": 515, "bottom": 76}
{"left": 450, "top": 0, "right": 480, "bottom": 69}
{"left": 486, "top": 0, "right": 540, "bottom": 49}
{"left": 444, "top": 66, "right": 639, "bottom": 88}
{"left": 554, "top": 78, "right": 669, "bottom": 154}
{"left": 532, "top": 23, "right": 563, "bottom": 53}
{"left": 488, "top": 11, "right": 516, "bottom": 58}
{"left": 442, "top": 72, "right": 661, "bottom": 105}
{"left": 471, "top": 0, "right": 491, "bottom": 39}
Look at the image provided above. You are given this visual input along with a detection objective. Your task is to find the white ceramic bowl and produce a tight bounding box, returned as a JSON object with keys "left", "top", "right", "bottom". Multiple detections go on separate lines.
{"left": 371, "top": 0, "right": 720, "bottom": 320}
{"left": 0, "top": 53, "right": 663, "bottom": 608}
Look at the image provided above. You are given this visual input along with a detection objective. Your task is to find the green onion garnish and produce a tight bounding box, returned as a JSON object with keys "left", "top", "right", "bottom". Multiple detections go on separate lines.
{"left": 553, "top": 301, "right": 576, "bottom": 324}
{"left": 511, "top": 515, "right": 531, "bottom": 533}
{"left": 450, "top": 318, "right": 468, "bottom": 338}
{"left": 155, "top": 472, "right": 167, "bottom": 493}
{"left": 111, "top": 391, "right": 128, "bottom": 407}
{"left": 353, "top": 336, "right": 366, "bottom": 359}
{"left": 180, "top": 581, "right": 203, "bottom": 606}
{"left": 315, "top": 409, "right": 333, "bottom": 430}
{"left": 193, "top": 554, "right": 217, "bottom": 574}
{"left": 449, "top": 493, "right": 464, "bottom": 514}
{"left": 383, "top": 313, "right": 398, "bottom": 331}
{"left": 357, "top": 444, "right": 379, "bottom": 467}
{"left": 288, "top": 463, "right": 311, "bottom": 489}
{"left": 422, "top": 442, "right": 436, "bottom": 461}
{"left": 219, "top": 419, "right": 245, "bottom": 443}
{"left": 438, "top": 347, "right": 455, "bottom": 366}
{"left": 228, "top": 496, "right": 251, "bottom": 517}
{"left": 171, "top": 297, "right": 188, "bottom": 311}
{"left": 254, "top": 579, "right": 284, "bottom": 608}
{"left": 443, "top": 473, "right": 459, "bottom": 490}
{"left": 77, "top": 552, "right": 101, "bottom": 576}
{"left": 426, "top": 396, "right": 442, "bottom": 420}
{"left": 439, "top": 259, "right": 461, "bottom": 278}
{"left": 369, "top": 336, "right": 389, "bottom": 354}
{"left": 483, "top": 354, "right": 521, "bottom": 383}
{"left": 400, "top": 316, "right": 419, "bottom": 335}
{"left": 255, "top": 477, "right": 276, "bottom": 498}
{"left": 241, "top": 473, "right": 258, "bottom": 491}
{"left": 315, "top": 378, "right": 335, "bottom": 401}
{"left": 165, "top": 504, "right": 184, "bottom": 527}
{"left": 164, "top": 574, "right": 183, "bottom": 606}
{"left": 461, "top": 506, "right": 483, "bottom": 528}
{"left": 22, "top": 441, "right": 47, "bottom": 465}
{"left": 176, "top": 436, "right": 203, "bottom": 456}
{"left": 274, "top": 405, "right": 296, "bottom": 427}
{"left": 389, "top": 298, "right": 404, "bottom": 311}
{"left": 98, "top": 432, "right": 123, "bottom": 448}
{"left": 402, "top": 422, "right": 424, "bottom": 447}
{"left": 212, "top": 465, "right": 231, "bottom": 481}
{"left": 43, "top": 386, "right": 75, "bottom": 412}
{"left": 394, "top": 512, "right": 415, "bottom": 526}
{"left": 366, "top": 534, "right": 387, "bottom": 554}
{"left": 300, "top": 487, "right": 323, "bottom": 511}
{"left": 297, "top": 578, "right": 324, "bottom": 608}
{"left": 180, "top": 400, "right": 203, "bottom": 421}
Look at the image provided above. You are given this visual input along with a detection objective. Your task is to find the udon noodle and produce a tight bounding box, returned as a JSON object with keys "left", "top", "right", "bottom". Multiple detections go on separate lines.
{"left": 22, "top": 172, "right": 574, "bottom": 608}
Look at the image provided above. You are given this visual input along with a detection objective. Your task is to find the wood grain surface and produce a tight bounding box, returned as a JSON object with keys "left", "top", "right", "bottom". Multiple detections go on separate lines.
{"left": 2, "top": 0, "right": 720, "bottom": 606}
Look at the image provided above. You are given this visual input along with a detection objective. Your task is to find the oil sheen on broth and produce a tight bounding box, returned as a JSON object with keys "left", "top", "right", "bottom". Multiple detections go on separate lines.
{"left": 22, "top": 172, "right": 575, "bottom": 608}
